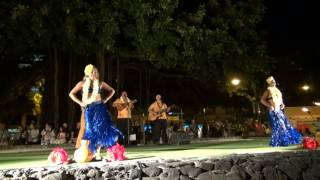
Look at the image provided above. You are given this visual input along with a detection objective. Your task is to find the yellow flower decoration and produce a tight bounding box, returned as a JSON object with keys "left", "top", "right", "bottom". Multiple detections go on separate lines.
{"left": 33, "top": 93, "right": 42, "bottom": 104}
{"left": 84, "top": 64, "right": 94, "bottom": 76}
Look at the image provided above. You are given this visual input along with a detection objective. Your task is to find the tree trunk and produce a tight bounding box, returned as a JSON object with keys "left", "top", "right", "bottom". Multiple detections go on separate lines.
{"left": 106, "top": 56, "right": 113, "bottom": 84}
{"left": 52, "top": 48, "right": 60, "bottom": 130}
{"left": 67, "top": 53, "right": 77, "bottom": 130}
{"left": 42, "top": 48, "right": 54, "bottom": 128}
{"left": 120, "top": 65, "right": 124, "bottom": 92}
{"left": 116, "top": 56, "right": 120, "bottom": 97}
{"left": 42, "top": 48, "right": 66, "bottom": 130}
{"left": 96, "top": 52, "right": 105, "bottom": 80}
{"left": 139, "top": 70, "right": 142, "bottom": 106}
{"left": 146, "top": 69, "right": 150, "bottom": 106}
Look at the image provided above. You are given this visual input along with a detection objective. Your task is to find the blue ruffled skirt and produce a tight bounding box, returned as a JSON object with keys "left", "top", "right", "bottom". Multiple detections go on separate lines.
{"left": 267, "top": 110, "right": 302, "bottom": 147}
{"left": 83, "top": 101, "right": 123, "bottom": 153}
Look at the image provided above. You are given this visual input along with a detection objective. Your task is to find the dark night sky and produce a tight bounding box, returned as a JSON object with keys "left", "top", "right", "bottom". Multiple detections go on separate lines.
{"left": 266, "top": 0, "right": 320, "bottom": 54}
{"left": 264, "top": 0, "right": 320, "bottom": 106}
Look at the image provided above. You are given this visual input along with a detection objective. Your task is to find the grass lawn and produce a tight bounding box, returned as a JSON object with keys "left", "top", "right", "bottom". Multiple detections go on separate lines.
{"left": 0, "top": 137, "right": 302, "bottom": 169}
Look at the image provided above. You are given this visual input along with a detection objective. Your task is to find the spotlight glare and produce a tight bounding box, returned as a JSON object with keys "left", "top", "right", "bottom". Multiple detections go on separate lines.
{"left": 302, "top": 85, "right": 310, "bottom": 91}
{"left": 231, "top": 78, "right": 241, "bottom": 86}
{"left": 314, "top": 102, "right": 320, "bottom": 106}
{"left": 302, "top": 107, "right": 309, "bottom": 112}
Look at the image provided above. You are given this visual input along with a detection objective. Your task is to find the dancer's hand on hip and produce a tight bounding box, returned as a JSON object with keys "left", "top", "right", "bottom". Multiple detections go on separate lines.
{"left": 269, "top": 106, "right": 275, "bottom": 111}
{"left": 80, "top": 102, "right": 86, "bottom": 107}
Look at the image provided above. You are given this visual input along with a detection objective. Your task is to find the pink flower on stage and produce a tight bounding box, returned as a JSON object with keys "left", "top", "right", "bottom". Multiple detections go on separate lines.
{"left": 303, "top": 137, "right": 318, "bottom": 150}
{"left": 48, "top": 147, "right": 69, "bottom": 165}
{"left": 107, "top": 143, "right": 126, "bottom": 161}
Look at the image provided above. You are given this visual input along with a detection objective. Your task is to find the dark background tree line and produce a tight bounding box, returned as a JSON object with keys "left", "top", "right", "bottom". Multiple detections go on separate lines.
{"left": 0, "top": 0, "right": 271, "bottom": 129}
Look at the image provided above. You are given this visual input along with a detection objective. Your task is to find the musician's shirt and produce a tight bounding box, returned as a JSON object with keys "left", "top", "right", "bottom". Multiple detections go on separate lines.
{"left": 148, "top": 101, "right": 168, "bottom": 120}
{"left": 113, "top": 97, "right": 132, "bottom": 119}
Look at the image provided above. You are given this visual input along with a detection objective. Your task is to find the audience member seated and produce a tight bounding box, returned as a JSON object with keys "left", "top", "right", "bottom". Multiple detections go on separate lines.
{"left": 190, "top": 119, "right": 198, "bottom": 138}
{"left": 16, "top": 126, "right": 27, "bottom": 145}
{"left": 0, "top": 122, "right": 9, "bottom": 146}
{"left": 255, "top": 120, "right": 265, "bottom": 136}
{"left": 70, "top": 121, "right": 80, "bottom": 144}
{"left": 167, "top": 123, "right": 174, "bottom": 140}
{"left": 62, "top": 122, "right": 71, "bottom": 143}
{"left": 53, "top": 126, "right": 67, "bottom": 145}
{"left": 27, "top": 123, "right": 40, "bottom": 144}
{"left": 41, "top": 123, "right": 55, "bottom": 146}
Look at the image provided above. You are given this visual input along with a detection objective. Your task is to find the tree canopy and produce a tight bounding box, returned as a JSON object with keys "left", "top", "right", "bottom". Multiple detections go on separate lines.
{"left": 1, "top": 0, "right": 272, "bottom": 84}
{"left": 0, "top": 0, "right": 273, "bottom": 126}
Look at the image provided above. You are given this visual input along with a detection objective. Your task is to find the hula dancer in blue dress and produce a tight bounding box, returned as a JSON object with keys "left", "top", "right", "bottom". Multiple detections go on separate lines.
{"left": 69, "top": 64, "right": 123, "bottom": 160}
{"left": 260, "top": 76, "right": 302, "bottom": 147}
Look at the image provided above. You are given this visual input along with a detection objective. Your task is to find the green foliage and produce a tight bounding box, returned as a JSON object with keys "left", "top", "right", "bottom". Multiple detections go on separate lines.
{"left": 1, "top": 0, "right": 272, "bottom": 89}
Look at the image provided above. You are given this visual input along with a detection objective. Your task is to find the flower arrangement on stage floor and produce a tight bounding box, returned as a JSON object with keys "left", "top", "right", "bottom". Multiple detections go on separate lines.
{"left": 48, "top": 147, "right": 69, "bottom": 165}
{"left": 107, "top": 143, "right": 126, "bottom": 161}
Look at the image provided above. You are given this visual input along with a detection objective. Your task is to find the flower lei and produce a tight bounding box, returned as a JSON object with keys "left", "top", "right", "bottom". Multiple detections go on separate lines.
{"left": 82, "top": 77, "right": 100, "bottom": 105}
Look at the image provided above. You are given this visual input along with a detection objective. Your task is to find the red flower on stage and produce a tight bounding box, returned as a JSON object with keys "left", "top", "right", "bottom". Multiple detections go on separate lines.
{"left": 303, "top": 137, "right": 318, "bottom": 150}
{"left": 107, "top": 143, "right": 126, "bottom": 161}
{"left": 48, "top": 147, "right": 69, "bottom": 165}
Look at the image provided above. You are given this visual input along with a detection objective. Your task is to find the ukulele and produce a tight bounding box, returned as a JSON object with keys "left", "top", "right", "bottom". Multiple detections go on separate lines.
{"left": 148, "top": 104, "right": 175, "bottom": 121}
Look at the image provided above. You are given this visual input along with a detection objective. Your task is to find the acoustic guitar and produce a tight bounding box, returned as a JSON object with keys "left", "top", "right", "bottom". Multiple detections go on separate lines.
{"left": 148, "top": 104, "right": 175, "bottom": 121}
{"left": 113, "top": 99, "right": 138, "bottom": 111}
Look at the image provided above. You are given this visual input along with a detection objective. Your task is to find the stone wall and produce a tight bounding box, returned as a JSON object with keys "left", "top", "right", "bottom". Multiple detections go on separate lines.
{"left": 1, "top": 151, "right": 320, "bottom": 180}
